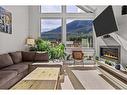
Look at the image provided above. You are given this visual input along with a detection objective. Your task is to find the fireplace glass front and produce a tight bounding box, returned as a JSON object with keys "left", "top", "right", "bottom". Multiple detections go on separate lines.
{"left": 100, "top": 46, "right": 120, "bottom": 63}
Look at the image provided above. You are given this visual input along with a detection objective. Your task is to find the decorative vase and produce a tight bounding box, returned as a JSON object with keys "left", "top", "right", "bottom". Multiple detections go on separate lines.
{"left": 115, "top": 64, "right": 121, "bottom": 70}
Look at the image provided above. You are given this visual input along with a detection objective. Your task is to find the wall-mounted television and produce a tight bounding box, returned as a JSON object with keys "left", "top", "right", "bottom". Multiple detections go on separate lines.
{"left": 93, "top": 6, "right": 118, "bottom": 37}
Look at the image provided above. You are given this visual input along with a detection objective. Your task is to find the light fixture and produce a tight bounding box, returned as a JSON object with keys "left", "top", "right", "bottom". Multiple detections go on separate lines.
{"left": 26, "top": 38, "right": 35, "bottom": 46}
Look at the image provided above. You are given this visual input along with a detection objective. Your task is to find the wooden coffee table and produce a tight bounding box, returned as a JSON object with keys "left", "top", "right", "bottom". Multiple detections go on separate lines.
{"left": 29, "top": 61, "right": 64, "bottom": 74}
{"left": 11, "top": 67, "right": 60, "bottom": 89}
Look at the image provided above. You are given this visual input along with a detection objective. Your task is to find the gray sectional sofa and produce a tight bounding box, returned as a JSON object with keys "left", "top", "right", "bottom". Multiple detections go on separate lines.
{"left": 0, "top": 51, "right": 49, "bottom": 89}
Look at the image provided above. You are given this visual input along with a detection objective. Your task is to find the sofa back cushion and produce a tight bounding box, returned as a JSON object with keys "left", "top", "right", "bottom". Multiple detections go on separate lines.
{"left": 9, "top": 51, "right": 22, "bottom": 64}
{"left": 34, "top": 52, "right": 49, "bottom": 62}
{"left": 22, "top": 51, "right": 36, "bottom": 62}
{"left": 0, "top": 54, "right": 14, "bottom": 69}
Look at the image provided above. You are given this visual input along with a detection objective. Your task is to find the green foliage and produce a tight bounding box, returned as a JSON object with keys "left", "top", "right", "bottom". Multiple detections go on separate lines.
{"left": 29, "top": 47, "right": 37, "bottom": 51}
{"left": 49, "top": 43, "right": 66, "bottom": 60}
{"left": 36, "top": 39, "right": 51, "bottom": 51}
{"left": 95, "top": 56, "right": 99, "bottom": 60}
{"left": 125, "top": 65, "right": 127, "bottom": 69}
{"left": 105, "top": 60, "right": 112, "bottom": 66}
{"left": 35, "top": 39, "right": 66, "bottom": 60}
{"left": 69, "top": 36, "right": 82, "bottom": 42}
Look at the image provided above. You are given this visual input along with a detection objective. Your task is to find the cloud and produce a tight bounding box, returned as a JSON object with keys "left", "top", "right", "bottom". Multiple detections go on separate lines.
{"left": 41, "top": 19, "right": 61, "bottom": 32}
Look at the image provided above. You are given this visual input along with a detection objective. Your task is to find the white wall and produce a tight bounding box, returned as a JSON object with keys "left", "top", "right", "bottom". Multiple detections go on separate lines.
{"left": 95, "top": 6, "right": 127, "bottom": 67}
{"left": 0, "top": 6, "right": 29, "bottom": 54}
{"left": 29, "top": 6, "right": 40, "bottom": 39}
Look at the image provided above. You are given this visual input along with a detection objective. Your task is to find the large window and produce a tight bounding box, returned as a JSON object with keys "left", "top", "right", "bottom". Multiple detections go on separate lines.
{"left": 66, "top": 19, "right": 93, "bottom": 47}
{"left": 40, "top": 6, "right": 94, "bottom": 47}
{"left": 66, "top": 6, "right": 84, "bottom": 13}
{"left": 41, "top": 19, "right": 62, "bottom": 41}
{"left": 41, "top": 6, "right": 62, "bottom": 13}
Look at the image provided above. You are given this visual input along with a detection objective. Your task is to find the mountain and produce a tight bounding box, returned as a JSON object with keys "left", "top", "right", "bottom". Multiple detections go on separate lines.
{"left": 41, "top": 20, "right": 93, "bottom": 40}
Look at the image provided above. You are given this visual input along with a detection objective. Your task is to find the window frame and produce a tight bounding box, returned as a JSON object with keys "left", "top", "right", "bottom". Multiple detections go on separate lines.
{"left": 66, "top": 18, "right": 94, "bottom": 47}
{"left": 39, "top": 6, "right": 95, "bottom": 47}
{"left": 40, "top": 18, "right": 62, "bottom": 41}
{"left": 66, "top": 5, "right": 86, "bottom": 13}
{"left": 40, "top": 5, "right": 62, "bottom": 13}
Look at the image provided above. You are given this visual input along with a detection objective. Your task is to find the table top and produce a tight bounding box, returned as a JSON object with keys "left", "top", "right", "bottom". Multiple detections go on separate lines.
{"left": 32, "top": 61, "right": 63, "bottom": 65}
{"left": 11, "top": 67, "right": 60, "bottom": 89}
{"left": 24, "top": 67, "right": 60, "bottom": 80}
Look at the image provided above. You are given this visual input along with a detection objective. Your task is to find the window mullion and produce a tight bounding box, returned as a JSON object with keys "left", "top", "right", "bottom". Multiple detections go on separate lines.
{"left": 62, "top": 6, "right": 66, "bottom": 44}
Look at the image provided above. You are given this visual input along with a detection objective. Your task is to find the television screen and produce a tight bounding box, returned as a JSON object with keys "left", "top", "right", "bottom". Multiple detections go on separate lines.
{"left": 93, "top": 6, "right": 118, "bottom": 37}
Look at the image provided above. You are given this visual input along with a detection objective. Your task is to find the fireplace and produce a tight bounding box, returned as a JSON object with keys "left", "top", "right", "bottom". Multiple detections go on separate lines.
{"left": 100, "top": 46, "right": 121, "bottom": 63}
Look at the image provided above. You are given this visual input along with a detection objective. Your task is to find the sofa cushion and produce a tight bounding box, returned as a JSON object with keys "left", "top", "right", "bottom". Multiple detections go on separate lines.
{"left": 0, "top": 54, "right": 14, "bottom": 69}
{"left": 20, "top": 62, "right": 33, "bottom": 65}
{"left": 9, "top": 51, "right": 22, "bottom": 64}
{"left": 22, "top": 51, "right": 36, "bottom": 62}
{"left": 2, "top": 64, "right": 28, "bottom": 74}
{"left": 34, "top": 52, "right": 49, "bottom": 62}
{"left": 0, "top": 70, "right": 18, "bottom": 87}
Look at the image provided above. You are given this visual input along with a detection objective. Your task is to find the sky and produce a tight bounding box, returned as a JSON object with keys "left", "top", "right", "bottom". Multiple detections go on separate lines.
{"left": 41, "top": 6, "right": 62, "bottom": 13}
{"left": 41, "top": 19, "right": 61, "bottom": 32}
{"left": 41, "top": 6, "right": 84, "bottom": 32}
